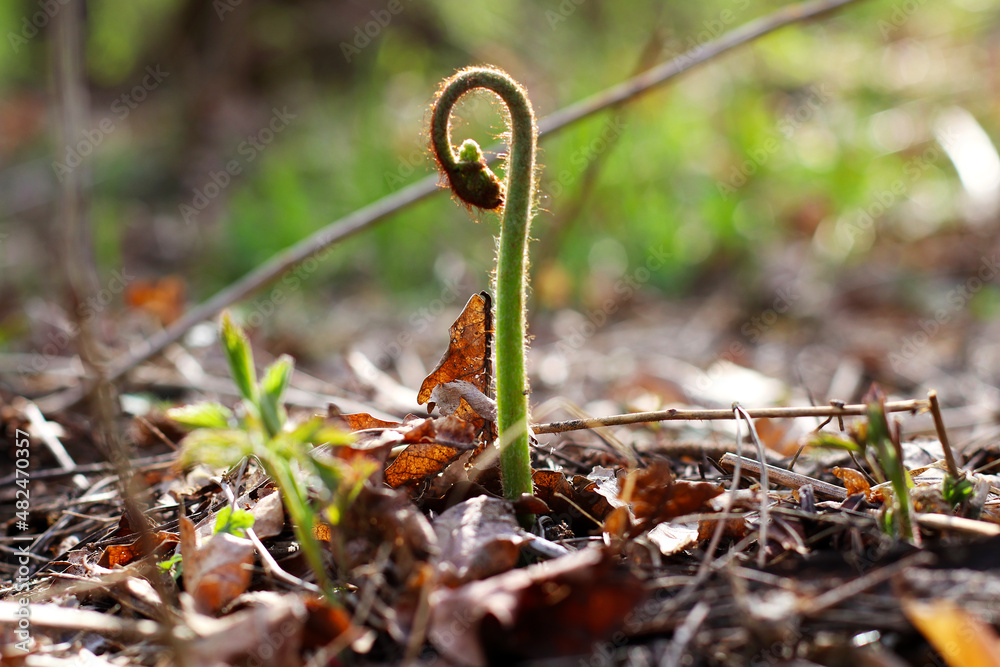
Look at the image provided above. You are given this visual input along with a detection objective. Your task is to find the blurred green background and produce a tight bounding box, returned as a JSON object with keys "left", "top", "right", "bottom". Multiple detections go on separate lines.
{"left": 1, "top": 0, "right": 999, "bottom": 364}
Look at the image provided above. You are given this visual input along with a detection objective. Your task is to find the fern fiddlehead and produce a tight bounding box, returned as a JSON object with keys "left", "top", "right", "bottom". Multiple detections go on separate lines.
{"left": 430, "top": 66, "right": 537, "bottom": 504}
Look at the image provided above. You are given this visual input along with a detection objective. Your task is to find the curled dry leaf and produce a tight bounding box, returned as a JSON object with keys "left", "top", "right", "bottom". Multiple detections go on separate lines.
{"left": 429, "top": 547, "right": 645, "bottom": 667}
{"left": 433, "top": 496, "right": 529, "bottom": 586}
{"left": 430, "top": 380, "right": 497, "bottom": 423}
{"left": 832, "top": 466, "right": 875, "bottom": 501}
{"left": 417, "top": 292, "right": 494, "bottom": 441}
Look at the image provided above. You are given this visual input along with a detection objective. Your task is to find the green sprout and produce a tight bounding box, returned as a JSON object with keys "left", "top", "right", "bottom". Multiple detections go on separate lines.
{"left": 168, "top": 312, "right": 354, "bottom": 598}
{"left": 807, "top": 386, "right": 916, "bottom": 541}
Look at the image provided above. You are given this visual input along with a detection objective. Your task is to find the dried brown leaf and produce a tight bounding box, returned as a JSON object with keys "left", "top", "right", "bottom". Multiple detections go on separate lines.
{"left": 417, "top": 292, "right": 493, "bottom": 441}
{"left": 832, "top": 466, "right": 874, "bottom": 501}
{"left": 125, "top": 275, "right": 186, "bottom": 325}
{"left": 624, "top": 460, "right": 723, "bottom": 529}
{"left": 429, "top": 547, "right": 645, "bottom": 666}
{"left": 98, "top": 531, "right": 178, "bottom": 569}
{"left": 180, "top": 515, "right": 254, "bottom": 615}
{"left": 340, "top": 412, "right": 402, "bottom": 431}
{"left": 250, "top": 488, "right": 285, "bottom": 540}
{"left": 433, "top": 496, "right": 529, "bottom": 586}
{"left": 384, "top": 416, "right": 477, "bottom": 491}
{"left": 532, "top": 469, "right": 615, "bottom": 531}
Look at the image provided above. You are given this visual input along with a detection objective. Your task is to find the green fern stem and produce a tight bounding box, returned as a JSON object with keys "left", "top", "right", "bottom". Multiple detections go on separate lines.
{"left": 430, "top": 66, "right": 537, "bottom": 503}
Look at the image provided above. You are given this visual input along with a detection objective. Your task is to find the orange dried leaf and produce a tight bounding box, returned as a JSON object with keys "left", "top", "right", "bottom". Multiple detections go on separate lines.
{"left": 341, "top": 412, "right": 402, "bottom": 431}
{"left": 903, "top": 598, "right": 1000, "bottom": 667}
{"left": 832, "top": 466, "right": 873, "bottom": 500}
{"left": 384, "top": 417, "right": 477, "bottom": 490}
{"left": 98, "top": 531, "right": 178, "bottom": 568}
{"left": 417, "top": 292, "right": 493, "bottom": 439}
{"left": 180, "top": 515, "right": 254, "bottom": 615}
{"left": 125, "top": 275, "right": 186, "bottom": 325}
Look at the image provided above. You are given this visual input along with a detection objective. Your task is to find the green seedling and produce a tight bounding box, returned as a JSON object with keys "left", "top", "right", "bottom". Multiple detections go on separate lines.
{"left": 806, "top": 386, "right": 916, "bottom": 541}
{"left": 158, "top": 506, "right": 255, "bottom": 576}
{"left": 213, "top": 506, "right": 255, "bottom": 538}
{"left": 430, "top": 66, "right": 537, "bottom": 506}
{"left": 168, "top": 312, "right": 355, "bottom": 598}
{"left": 862, "top": 387, "right": 915, "bottom": 541}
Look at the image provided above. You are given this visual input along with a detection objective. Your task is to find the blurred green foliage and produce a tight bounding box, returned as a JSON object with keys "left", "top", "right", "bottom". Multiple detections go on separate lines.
{"left": 1, "top": 0, "right": 998, "bottom": 334}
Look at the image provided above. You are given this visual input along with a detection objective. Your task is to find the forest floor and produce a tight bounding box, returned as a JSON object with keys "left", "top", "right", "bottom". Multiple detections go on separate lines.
{"left": 3, "top": 222, "right": 1000, "bottom": 667}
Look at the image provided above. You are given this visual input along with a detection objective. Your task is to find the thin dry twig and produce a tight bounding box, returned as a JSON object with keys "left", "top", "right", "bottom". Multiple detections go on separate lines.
{"left": 734, "top": 405, "right": 770, "bottom": 569}
{"left": 927, "top": 389, "right": 961, "bottom": 480}
{"left": 718, "top": 453, "right": 848, "bottom": 501}
{"left": 533, "top": 399, "right": 929, "bottom": 434}
{"left": 0, "top": 601, "right": 164, "bottom": 641}
{"left": 913, "top": 512, "right": 1000, "bottom": 537}
{"left": 35, "top": 0, "right": 867, "bottom": 414}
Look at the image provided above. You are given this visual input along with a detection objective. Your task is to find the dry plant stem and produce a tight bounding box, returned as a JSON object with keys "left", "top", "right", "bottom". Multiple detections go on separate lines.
{"left": 35, "top": 0, "right": 865, "bottom": 414}
{"left": 928, "top": 389, "right": 961, "bottom": 479}
{"left": 532, "top": 399, "right": 930, "bottom": 434}
{"left": 719, "top": 454, "right": 848, "bottom": 501}
{"left": 734, "top": 405, "right": 770, "bottom": 569}
{"left": 430, "top": 67, "right": 536, "bottom": 502}
{"left": 53, "top": 4, "right": 182, "bottom": 648}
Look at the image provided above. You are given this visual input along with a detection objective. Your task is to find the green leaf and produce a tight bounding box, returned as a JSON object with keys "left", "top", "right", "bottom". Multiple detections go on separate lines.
{"left": 314, "top": 425, "right": 355, "bottom": 447}
{"left": 220, "top": 312, "right": 258, "bottom": 404}
{"left": 284, "top": 417, "right": 355, "bottom": 447}
{"left": 943, "top": 473, "right": 975, "bottom": 507}
{"left": 806, "top": 431, "right": 862, "bottom": 453}
{"left": 158, "top": 552, "right": 182, "bottom": 572}
{"left": 178, "top": 428, "right": 253, "bottom": 469}
{"left": 259, "top": 355, "right": 294, "bottom": 437}
{"left": 213, "top": 506, "right": 255, "bottom": 537}
{"left": 167, "top": 402, "right": 234, "bottom": 430}
{"left": 864, "top": 385, "right": 913, "bottom": 540}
